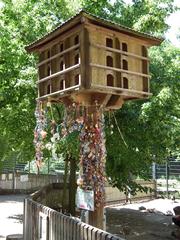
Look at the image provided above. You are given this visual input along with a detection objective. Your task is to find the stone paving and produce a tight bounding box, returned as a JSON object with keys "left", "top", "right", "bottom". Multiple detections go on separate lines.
{"left": 0, "top": 195, "right": 26, "bottom": 240}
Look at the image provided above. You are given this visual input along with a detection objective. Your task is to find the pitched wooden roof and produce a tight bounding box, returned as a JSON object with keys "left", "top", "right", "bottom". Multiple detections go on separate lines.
{"left": 26, "top": 10, "right": 163, "bottom": 52}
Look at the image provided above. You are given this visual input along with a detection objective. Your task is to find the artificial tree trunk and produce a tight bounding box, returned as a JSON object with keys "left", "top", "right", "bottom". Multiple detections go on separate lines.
{"left": 78, "top": 108, "right": 106, "bottom": 229}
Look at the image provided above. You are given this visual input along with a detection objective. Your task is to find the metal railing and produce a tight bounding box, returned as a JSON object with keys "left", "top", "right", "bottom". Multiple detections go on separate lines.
{"left": 155, "top": 159, "right": 180, "bottom": 179}
{"left": 152, "top": 159, "right": 180, "bottom": 198}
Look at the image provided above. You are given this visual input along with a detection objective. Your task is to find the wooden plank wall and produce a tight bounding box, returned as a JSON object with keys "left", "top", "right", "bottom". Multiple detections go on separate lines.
{"left": 24, "top": 198, "right": 123, "bottom": 240}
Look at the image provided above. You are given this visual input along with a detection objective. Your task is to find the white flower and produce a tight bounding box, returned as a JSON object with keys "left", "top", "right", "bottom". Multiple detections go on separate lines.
{"left": 45, "top": 142, "right": 52, "bottom": 150}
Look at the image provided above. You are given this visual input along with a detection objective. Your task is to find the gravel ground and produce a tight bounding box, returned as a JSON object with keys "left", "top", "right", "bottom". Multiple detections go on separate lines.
{"left": 0, "top": 194, "right": 27, "bottom": 240}
{"left": 106, "top": 198, "right": 180, "bottom": 240}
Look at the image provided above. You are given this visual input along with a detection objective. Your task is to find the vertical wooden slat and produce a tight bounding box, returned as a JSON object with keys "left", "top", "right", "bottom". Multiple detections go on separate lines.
{"left": 24, "top": 199, "right": 123, "bottom": 240}
{"left": 54, "top": 212, "right": 57, "bottom": 240}
{"left": 27, "top": 199, "right": 30, "bottom": 240}
{"left": 53, "top": 210, "right": 57, "bottom": 240}
{"left": 32, "top": 201, "right": 35, "bottom": 239}
{"left": 49, "top": 209, "right": 53, "bottom": 240}
{"left": 87, "top": 225, "right": 94, "bottom": 240}
{"left": 25, "top": 198, "right": 29, "bottom": 240}
{"left": 66, "top": 216, "right": 70, "bottom": 240}
{"left": 96, "top": 230, "right": 103, "bottom": 240}
{"left": 83, "top": 225, "right": 87, "bottom": 240}
{"left": 47, "top": 208, "right": 51, "bottom": 240}
{"left": 80, "top": 26, "right": 90, "bottom": 88}
{"left": 23, "top": 199, "right": 26, "bottom": 240}
{"left": 73, "top": 220, "right": 79, "bottom": 240}
{"left": 52, "top": 211, "right": 56, "bottom": 239}
{"left": 23, "top": 198, "right": 28, "bottom": 240}
{"left": 72, "top": 219, "right": 78, "bottom": 240}
{"left": 35, "top": 202, "right": 39, "bottom": 239}
{"left": 26, "top": 199, "right": 29, "bottom": 240}
{"left": 101, "top": 232, "right": 108, "bottom": 240}
{"left": 30, "top": 200, "right": 33, "bottom": 240}
{"left": 71, "top": 220, "right": 75, "bottom": 240}
{"left": 59, "top": 215, "right": 64, "bottom": 240}
{"left": 77, "top": 222, "right": 82, "bottom": 240}
{"left": 63, "top": 216, "right": 67, "bottom": 240}
{"left": 68, "top": 218, "right": 73, "bottom": 240}
{"left": 45, "top": 206, "right": 49, "bottom": 240}
{"left": 56, "top": 212, "right": 60, "bottom": 240}
{"left": 80, "top": 223, "right": 84, "bottom": 240}
{"left": 92, "top": 228, "right": 98, "bottom": 240}
{"left": 78, "top": 222, "right": 84, "bottom": 240}
{"left": 115, "top": 37, "right": 122, "bottom": 88}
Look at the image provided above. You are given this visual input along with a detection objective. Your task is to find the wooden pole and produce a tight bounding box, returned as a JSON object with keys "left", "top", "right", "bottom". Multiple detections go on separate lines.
{"left": 78, "top": 107, "right": 106, "bottom": 229}
{"left": 89, "top": 204, "right": 104, "bottom": 229}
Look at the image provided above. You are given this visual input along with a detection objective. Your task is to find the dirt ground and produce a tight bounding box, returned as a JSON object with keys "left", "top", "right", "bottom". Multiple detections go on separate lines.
{"left": 106, "top": 198, "right": 180, "bottom": 240}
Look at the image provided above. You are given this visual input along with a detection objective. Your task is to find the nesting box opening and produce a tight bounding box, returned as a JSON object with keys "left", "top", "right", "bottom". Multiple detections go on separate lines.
{"left": 106, "top": 38, "right": 113, "bottom": 48}
{"left": 26, "top": 10, "right": 163, "bottom": 110}
{"left": 122, "top": 59, "right": 128, "bottom": 70}
{"left": 106, "top": 56, "right": 113, "bottom": 67}
{"left": 123, "top": 77, "right": 129, "bottom": 89}
{"left": 107, "top": 74, "right": 114, "bottom": 87}
{"left": 122, "top": 42, "right": 128, "bottom": 52}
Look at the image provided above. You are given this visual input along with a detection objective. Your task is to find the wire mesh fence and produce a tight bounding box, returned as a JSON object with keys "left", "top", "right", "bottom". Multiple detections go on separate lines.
{"left": 0, "top": 158, "right": 65, "bottom": 175}
{"left": 153, "top": 157, "right": 180, "bottom": 199}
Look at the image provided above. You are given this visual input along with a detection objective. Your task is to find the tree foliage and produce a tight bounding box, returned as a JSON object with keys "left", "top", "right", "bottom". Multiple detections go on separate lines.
{"left": 106, "top": 42, "right": 180, "bottom": 191}
{"left": 0, "top": 0, "right": 179, "bottom": 193}
{"left": 0, "top": 0, "right": 81, "bottom": 163}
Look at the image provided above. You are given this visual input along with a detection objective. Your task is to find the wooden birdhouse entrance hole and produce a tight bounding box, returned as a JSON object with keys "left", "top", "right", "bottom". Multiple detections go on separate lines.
{"left": 26, "top": 11, "right": 162, "bottom": 110}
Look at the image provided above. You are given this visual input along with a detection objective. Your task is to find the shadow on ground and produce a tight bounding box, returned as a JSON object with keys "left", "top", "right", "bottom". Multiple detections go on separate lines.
{"left": 106, "top": 208, "right": 178, "bottom": 240}
{"left": 8, "top": 214, "right": 23, "bottom": 224}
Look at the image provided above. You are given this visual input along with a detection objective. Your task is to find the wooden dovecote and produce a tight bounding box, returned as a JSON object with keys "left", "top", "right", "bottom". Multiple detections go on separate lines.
{"left": 26, "top": 10, "right": 162, "bottom": 110}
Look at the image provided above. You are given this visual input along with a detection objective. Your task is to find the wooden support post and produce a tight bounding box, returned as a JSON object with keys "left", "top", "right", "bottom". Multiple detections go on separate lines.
{"left": 80, "top": 26, "right": 90, "bottom": 89}
{"left": 89, "top": 204, "right": 104, "bottom": 229}
{"left": 78, "top": 107, "right": 106, "bottom": 229}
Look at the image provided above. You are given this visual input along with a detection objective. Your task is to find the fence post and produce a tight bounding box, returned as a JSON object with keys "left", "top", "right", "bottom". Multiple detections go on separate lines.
{"left": 166, "top": 159, "right": 169, "bottom": 199}
{"left": 12, "top": 158, "right": 16, "bottom": 192}
{"left": 28, "top": 161, "right": 31, "bottom": 173}
{"left": 23, "top": 198, "right": 28, "bottom": 240}
{"left": 152, "top": 162, "right": 156, "bottom": 180}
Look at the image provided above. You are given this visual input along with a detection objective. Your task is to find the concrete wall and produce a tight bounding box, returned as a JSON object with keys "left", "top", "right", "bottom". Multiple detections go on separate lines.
{"left": 0, "top": 173, "right": 63, "bottom": 193}
{"left": 0, "top": 173, "right": 156, "bottom": 203}
{"left": 105, "top": 180, "right": 156, "bottom": 205}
